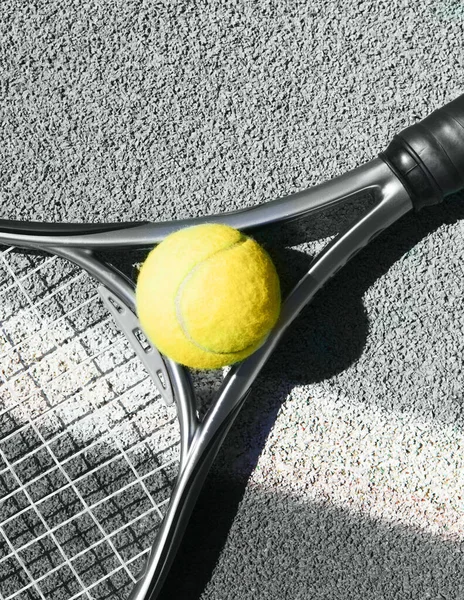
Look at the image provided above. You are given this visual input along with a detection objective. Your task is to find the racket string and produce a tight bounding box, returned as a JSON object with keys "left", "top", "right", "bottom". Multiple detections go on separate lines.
{"left": 2, "top": 374, "right": 141, "bottom": 587}
{"left": 0, "top": 333, "right": 148, "bottom": 442}
{"left": 0, "top": 292, "right": 101, "bottom": 364}
{"left": 0, "top": 442, "right": 96, "bottom": 600}
{"left": 0, "top": 253, "right": 90, "bottom": 352}
{"left": 0, "top": 376, "right": 172, "bottom": 486}
{"left": 0, "top": 379, "right": 177, "bottom": 495}
{"left": 0, "top": 249, "right": 181, "bottom": 600}
{"left": 0, "top": 251, "right": 56, "bottom": 331}
{"left": 0, "top": 441, "right": 177, "bottom": 552}
{"left": 0, "top": 320, "right": 125, "bottom": 422}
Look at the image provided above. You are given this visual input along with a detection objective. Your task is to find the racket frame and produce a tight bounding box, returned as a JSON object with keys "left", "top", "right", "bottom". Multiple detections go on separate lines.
{"left": 0, "top": 157, "right": 413, "bottom": 599}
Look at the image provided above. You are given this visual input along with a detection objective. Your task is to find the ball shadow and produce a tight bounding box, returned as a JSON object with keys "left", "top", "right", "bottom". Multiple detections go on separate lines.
{"left": 267, "top": 191, "right": 464, "bottom": 387}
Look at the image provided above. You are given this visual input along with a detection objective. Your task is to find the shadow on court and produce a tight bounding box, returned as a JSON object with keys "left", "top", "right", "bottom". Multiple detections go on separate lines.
{"left": 161, "top": 485, "right": 464, "bottom": 599}
{"left": 159, "top": 192, "right": 464, "bottom": 599}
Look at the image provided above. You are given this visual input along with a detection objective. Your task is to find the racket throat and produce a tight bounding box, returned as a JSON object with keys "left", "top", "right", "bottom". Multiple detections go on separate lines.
{"left": 98, "top": 286, "right": 174, "bottom": 406}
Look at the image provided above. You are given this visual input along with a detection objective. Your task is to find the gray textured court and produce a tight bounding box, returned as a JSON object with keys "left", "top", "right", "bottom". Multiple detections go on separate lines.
{"left": 0, "top": 1, "right": 463, "bottom": 599}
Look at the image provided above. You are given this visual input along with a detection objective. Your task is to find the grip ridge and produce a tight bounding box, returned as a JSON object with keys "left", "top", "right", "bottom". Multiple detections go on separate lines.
{"left": 380, "top": 94, "right": 464, "bottom": 209}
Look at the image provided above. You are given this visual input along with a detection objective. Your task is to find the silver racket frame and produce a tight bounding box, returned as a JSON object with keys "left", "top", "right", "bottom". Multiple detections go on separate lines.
{"left": 0, "top": 158, "right": 412, "bottom": 599}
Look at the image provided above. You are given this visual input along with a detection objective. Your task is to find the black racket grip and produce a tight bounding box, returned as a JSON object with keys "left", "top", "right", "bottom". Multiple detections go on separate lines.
{"left": 380, "top": 94, "right": 464, "bottom": 209}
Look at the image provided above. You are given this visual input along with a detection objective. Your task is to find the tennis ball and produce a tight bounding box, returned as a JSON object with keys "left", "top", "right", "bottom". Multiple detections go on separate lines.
{"left": 135, "top": 223, "right": 281, "bottom": 370}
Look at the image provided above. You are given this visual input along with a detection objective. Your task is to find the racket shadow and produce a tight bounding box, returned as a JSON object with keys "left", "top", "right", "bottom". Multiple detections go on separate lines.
{"left": 179, "top": 487, "right": 464, "bottom": 599}
{"left": 159, "top": 193, "right": 464, "bottom": 599}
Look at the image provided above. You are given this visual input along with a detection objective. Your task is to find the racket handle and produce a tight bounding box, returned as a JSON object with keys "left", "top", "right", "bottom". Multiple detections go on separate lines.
{"left": 380, "top": 93, "right": 464, "bottom": 209}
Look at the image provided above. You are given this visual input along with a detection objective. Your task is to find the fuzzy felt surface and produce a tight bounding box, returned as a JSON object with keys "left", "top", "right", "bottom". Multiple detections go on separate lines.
{"left": 136, "top": 224, "right": 281, "bottom": 369}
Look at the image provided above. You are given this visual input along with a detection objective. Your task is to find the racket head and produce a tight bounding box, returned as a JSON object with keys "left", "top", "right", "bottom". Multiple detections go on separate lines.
{"left": 0, "top": 248, "right": 181, "bottom": 600}
{"left": 0, "top": 157, "right": 412, "bottom": 600}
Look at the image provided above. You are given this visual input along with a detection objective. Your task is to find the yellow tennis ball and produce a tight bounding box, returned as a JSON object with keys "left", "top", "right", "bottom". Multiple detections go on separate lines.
{"left": 135, "top": 223, "right": 281, "bottom": 369}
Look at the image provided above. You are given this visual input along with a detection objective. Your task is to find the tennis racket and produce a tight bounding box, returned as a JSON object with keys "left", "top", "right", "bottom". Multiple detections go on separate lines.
{"left": 0, "top": 94, "right": 463, "bottom": 600}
